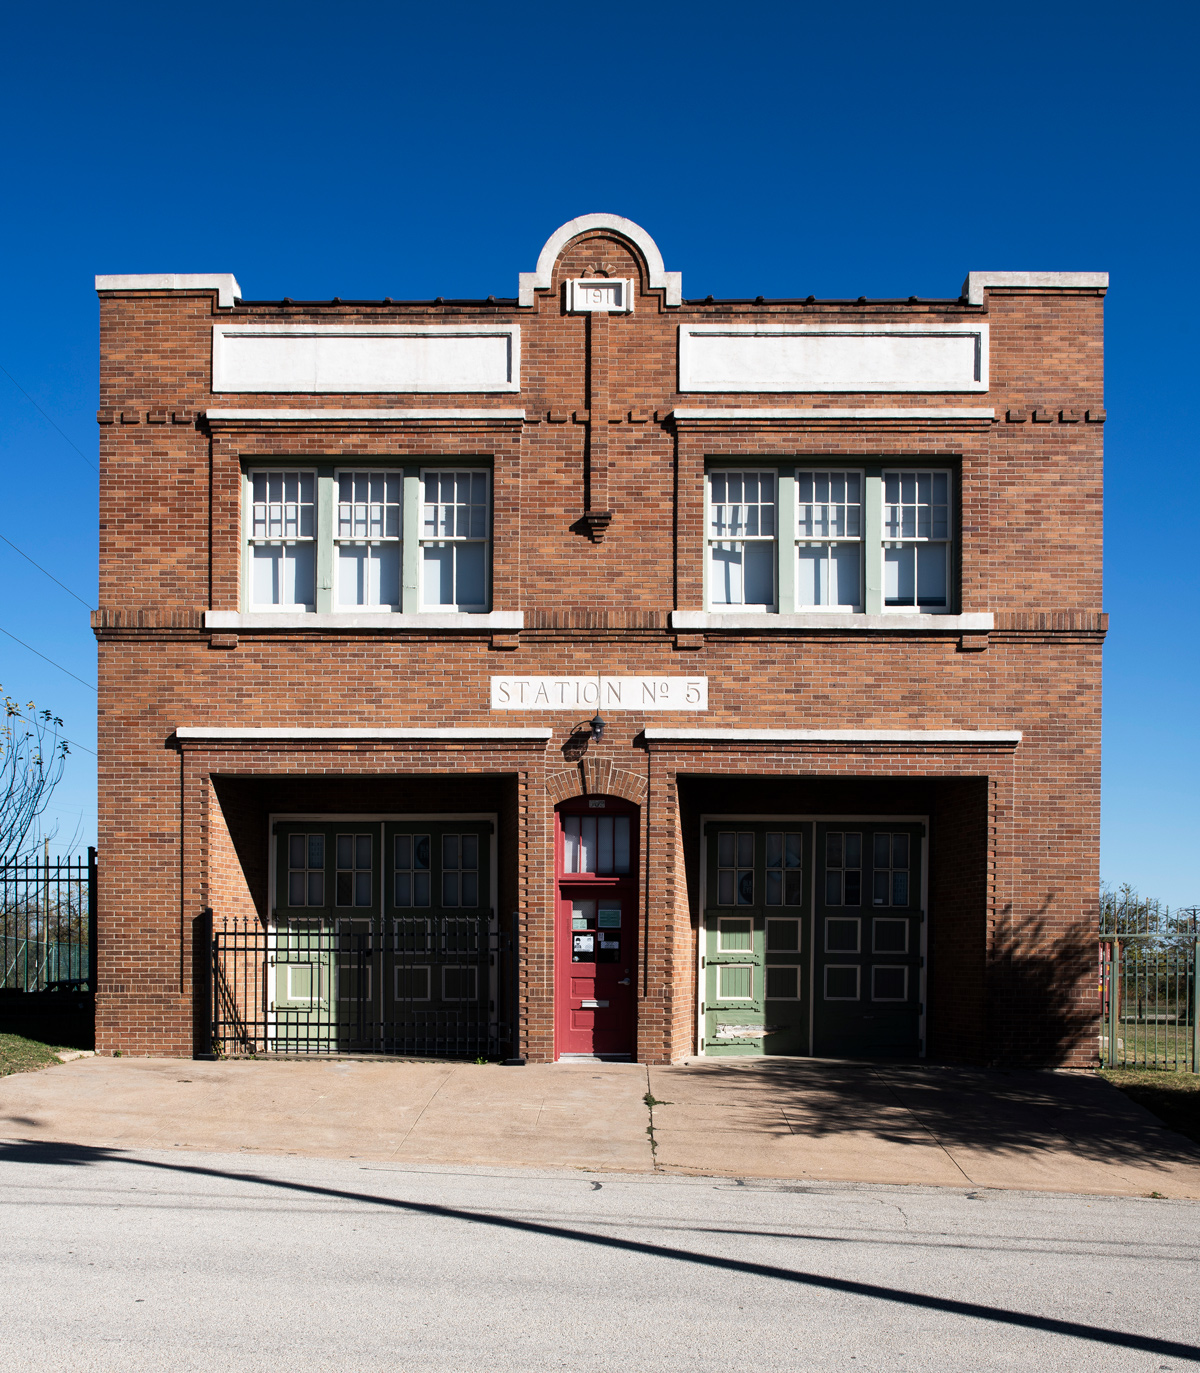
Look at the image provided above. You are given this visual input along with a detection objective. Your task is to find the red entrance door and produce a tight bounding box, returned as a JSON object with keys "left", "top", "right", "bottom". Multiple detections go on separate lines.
{"left": 554, "top": 797, "right": 638, "bottom": 1059}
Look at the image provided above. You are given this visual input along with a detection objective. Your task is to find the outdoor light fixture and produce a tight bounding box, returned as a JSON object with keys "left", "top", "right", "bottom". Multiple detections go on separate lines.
{"left": 589, "top": 714, "right": 607, "bottom": 744}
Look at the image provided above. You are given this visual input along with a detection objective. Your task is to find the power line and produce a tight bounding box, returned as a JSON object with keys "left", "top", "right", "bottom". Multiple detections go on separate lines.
{"left": 0, "top": 624, "right": 97, "bottom": 692}
{"left": 0, "top": 363, "right": 100, "bottom": 475}
{"left": 0, "top": 532, "right": 95, "bottom": 610}
{"left": 6, "top": 709, "right": 97, "bottom": 757}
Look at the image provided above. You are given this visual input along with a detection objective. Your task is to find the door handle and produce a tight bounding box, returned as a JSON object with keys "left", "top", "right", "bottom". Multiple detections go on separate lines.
{"left": 618, "top": 978, "right": 631, "bottom": 985}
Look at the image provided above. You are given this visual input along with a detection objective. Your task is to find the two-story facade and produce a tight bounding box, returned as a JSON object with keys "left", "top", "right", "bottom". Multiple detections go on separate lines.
{"left": 93, "top": 214, "right": 1107, "bottom": 1065}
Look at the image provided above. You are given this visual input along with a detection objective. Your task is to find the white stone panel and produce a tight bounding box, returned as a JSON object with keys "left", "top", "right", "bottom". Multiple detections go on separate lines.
{"left": 490, "top": 676, "right": 708, "bottom": 711}
{"left": 567, "top": 279, "right": 634, "bottom": 313}
{"left": 678, "top": 324, "right": 988, "bottom": 394}
{"left": 212, "top": 325, "right": 521, "bottom": 394}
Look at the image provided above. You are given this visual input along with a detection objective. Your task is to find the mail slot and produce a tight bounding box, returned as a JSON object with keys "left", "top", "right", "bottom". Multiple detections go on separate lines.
{"left": 579, "top": 999, "right": 609, "bottom": 1009}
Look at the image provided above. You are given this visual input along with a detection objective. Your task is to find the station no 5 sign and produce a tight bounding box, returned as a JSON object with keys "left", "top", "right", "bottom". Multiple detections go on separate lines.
{"left": 490, "top": 676, "right": 708, "bottom": 710}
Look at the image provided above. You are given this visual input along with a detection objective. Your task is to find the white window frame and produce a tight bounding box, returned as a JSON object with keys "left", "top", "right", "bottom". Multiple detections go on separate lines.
{"left": 333, "top": 467, "right": 404, "bottom": 612}
{"left": 794, "top": 468, "right": 864, "bottom": 612}
{"left": 702, "top": 463, "right": 956, "bottom": 616}
{"left": 243, "top": 463, "right": 493, "bottom": 616}
{"left": 704, "top": 469, "right": 778, "bottom": 611}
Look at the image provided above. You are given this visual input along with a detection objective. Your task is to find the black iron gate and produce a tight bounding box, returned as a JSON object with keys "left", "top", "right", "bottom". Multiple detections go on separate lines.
{"left": 203, "top": 914, "right": 515, "bottom": 1059}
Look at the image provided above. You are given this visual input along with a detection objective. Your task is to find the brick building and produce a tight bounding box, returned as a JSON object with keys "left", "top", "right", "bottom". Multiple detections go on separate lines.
{"left": 93, "top": 214, "right": 1107, "bottom": 1065}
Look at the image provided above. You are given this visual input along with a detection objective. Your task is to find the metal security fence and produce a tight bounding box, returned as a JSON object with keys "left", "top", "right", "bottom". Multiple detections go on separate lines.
{"left": 204, "top": 914, "right": 515, "bottom": 1060}
{"left": 1, "top": 849, "right": 96, "bottom": 992}
{"left": 1100, "top": 908, "right": 1198, "bottom": 1072}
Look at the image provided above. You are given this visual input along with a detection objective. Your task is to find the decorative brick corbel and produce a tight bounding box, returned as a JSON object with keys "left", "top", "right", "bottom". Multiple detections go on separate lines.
{"left": 490, "top": 631, "right": 520, "bottom": 651}
{"left": 959, "top": 631, "right": 989, "bottom": 653}
{"left": 674, "top": 632, "right": 704, "bottom": 651}
{"left": 209, "top": 633, "right": 238, "bottom": 650}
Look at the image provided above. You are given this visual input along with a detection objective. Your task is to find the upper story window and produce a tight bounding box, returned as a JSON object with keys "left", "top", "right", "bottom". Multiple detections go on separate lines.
{"left": 883, "top": 471, "right": 950, "bottom": 611}
{"left": 422, "top": 471, "right": 489, "bottom": 612}
{"left": 250, "top": 471, "right": 316, "bottom": 610}
{"left": 707, "top": 470, "right": 777, "bottom": 609}
{"left": 244, "top": 464, "right": 491, "bottom": 615}
{"left": 705, "top": 464, "right": 955, "bottom": 615}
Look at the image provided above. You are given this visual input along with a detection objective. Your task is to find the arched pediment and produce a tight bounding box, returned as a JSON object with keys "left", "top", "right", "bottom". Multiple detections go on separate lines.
{"left": 519, "top": 214, "right": 682, "bottom": 307}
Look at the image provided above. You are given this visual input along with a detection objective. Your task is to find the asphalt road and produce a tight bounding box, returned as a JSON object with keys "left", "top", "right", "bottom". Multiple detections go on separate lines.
{"left": 2, "top": 1141, "right": 1198, "bottom": 1372}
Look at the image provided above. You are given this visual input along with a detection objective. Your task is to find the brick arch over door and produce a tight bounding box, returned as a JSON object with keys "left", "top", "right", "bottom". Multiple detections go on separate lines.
{"left": 546, "top": 759, "right": 648, "bottom": 806}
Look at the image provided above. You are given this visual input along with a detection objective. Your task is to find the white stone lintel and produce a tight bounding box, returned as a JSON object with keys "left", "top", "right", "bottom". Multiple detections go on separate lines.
{"left": 205, "top": 611, "right": 524, "bottom": 631}
{"left": 643, "top": 728, "right": 1022, "bottom": 744}
{"left": 175, "top": 726, "right": 552, "bottom": 742}
{"left": 669, "top": 408, "right": 995, "bottom": 422}
{"left": 670, "top": 612, "right": 994, "bottom": 632}
{"left": 95, "top": 273, "right": 241, "bottom": 308}
{"left": 963, "top": 272, "right": 1108, "bottom": 306}
{"left": 204, "top": 408, "right": 525, "bottom": 422}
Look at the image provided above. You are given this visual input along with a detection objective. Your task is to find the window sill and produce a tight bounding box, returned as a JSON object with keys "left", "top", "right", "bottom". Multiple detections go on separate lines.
{"left": 671, "top": 611, "right": 994, "bottom": 632}
{"left": 206, "top": 611, "right": 524, "bottom": 631}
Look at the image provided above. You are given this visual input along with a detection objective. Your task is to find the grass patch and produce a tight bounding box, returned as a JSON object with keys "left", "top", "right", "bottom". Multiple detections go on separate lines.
{"left": 0, "top": 1033, "right": 68, "bottom": 1077}
{"left": 1099, "top": 1067, "right": 1200, "bottom": 1147}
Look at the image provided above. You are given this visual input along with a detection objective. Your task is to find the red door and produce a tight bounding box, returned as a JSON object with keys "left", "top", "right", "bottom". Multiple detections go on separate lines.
{"left": 555, "top": 798, "right": 638, "bottom": 1059}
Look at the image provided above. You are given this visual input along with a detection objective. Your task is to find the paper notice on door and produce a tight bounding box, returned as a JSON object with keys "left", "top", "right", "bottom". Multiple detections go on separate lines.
{"left": 573, "top": 934, "right": 595, "bottom": 954}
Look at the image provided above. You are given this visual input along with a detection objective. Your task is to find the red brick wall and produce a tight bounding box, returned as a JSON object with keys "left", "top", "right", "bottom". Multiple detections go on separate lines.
{"left": 94, "top": 225, "right": 1105, "bottom": 1064}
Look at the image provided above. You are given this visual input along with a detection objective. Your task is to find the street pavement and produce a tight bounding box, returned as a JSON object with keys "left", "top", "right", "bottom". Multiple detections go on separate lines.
{"left": 1, "top": 1143, "right": 1197, "bottom": 1372}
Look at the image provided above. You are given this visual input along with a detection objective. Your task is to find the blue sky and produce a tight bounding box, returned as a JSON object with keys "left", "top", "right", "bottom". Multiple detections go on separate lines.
{"left": 0, "top": 1, "right": 1196, "bottom": 902}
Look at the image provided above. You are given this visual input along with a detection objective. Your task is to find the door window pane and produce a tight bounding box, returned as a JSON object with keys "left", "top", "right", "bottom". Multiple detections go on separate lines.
{"left": 716, "top": 831, "right": 754, "bottom": 905}
{"left": 562, "top": 815, "right": 632, "bottom": 874}
{"left": 442, "top": 833, "right": 479, "bottom": 908}
{"left": 394, "top": 833, "right": 431, "bottom": 908}
{"left": 765, "top": 831, "right": 803, "bottom": 905}
{"left": 287, "top": 833, "right": 324, "bottom": 907}
{"left": 335, "top": 833, "right": 373, "bottom": 907}
{"left": 871, "top": 833, "right": 912, "bottom": 907}
{"left": 825, "top": 832, "right": 862, "bottom": 906}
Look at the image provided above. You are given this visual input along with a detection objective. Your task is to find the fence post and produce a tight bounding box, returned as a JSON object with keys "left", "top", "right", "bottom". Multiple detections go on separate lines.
{"left": 503, "top": 910, "right": 525, "bottom": 1065}
{"left": 87, "top": 847, "right": 98, "bottom": 992}
{"left": 1108, "top": 937, "right": 1120, "bottom": 1068}
{"left": 1193, "top": 933, "right": 1199, "bottom": 1075}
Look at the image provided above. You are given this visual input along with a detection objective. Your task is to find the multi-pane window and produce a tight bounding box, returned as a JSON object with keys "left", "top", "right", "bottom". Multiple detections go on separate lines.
{"left": 287, "top": 833, "right": 325, "bottom": 907}
{"left": 335, "top": 834, "right": 373, "bottom": 907}
{"left": 884, "top": 471, "right": 951, "bottom": 609}
{"left": 246, "top": 466, "right": 491, "bottom": 615}
{"left": 394, "top": 834, "right": 431, "bottom": 908}
{"left": 336, "top": 471, "right": 402, "bottom": 608}
{"left": 825, "top": 832, "right": 862, "bottom": 906}
{"left": 871, "top": 833, "right": 911, "bottom": 907}
{"left": 796, "top": 472, "right": 862, "bottom": 609}
{"left": 562, "top": 815, "right": 632, "bottom": 875}
{"left": 716, "top": 831, "right": 755, "bottom": 906}
{"left": 441, "top": 834, "right": 479, "bottom": 908}
{"left": 250, "top": 471, "right": 316, "bottom": 609}
{"left": 765, "top": 832, "right": 802, "bottom": 905}
{"left": 707, "top": 471, "right": 776, "bottom": 608}
{"left": 422, "top": 471, "right": 489, "bottom": 611}
{"left": 703, "top": 464, "right": 954, "bottom": 616}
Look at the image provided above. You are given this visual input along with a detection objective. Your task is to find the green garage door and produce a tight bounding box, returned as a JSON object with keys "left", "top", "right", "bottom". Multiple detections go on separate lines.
{"left": 813, "top": 822, "right": 924, "bottom": 1058}
{"left": 701, "top": 824, "right": 809, "bottom": 1057}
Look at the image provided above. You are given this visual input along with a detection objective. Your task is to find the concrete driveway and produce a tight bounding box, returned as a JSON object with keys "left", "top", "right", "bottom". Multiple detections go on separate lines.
{"left": 2, "top": 1054, "right": 1198, "bottom": 1198}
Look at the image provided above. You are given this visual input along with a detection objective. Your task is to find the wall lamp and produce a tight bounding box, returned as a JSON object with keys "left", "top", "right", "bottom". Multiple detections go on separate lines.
{"left": 589, "top": 714, "right": 607, "bottom": 744}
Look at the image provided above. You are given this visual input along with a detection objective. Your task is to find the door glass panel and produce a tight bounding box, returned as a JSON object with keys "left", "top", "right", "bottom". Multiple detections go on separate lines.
{"left": 288, "top": 833, "right": 324, "bottom": 907}
{"left": 442, "top": 833, "right": 479, "bottom": 907}
{"left": 394, "top": 834, "right": 431, "bottom": 907}
{"left": 765, "top": 831, "right": 803, "bottom": 905}
{"left": 563, "top": 815, "right": 632, "bottom": 874}
{"left": 335, "top": 833, "right": 372, "bottom": 907}
{"left": 716, "top": 831, "right": 754, "bottom": 905}
{"left": 871, "top": 832, "right": 911, "bottom": 907}
{"left": 824, "top": 832, "right": 861, "bottom": 905}
{"left": 571, "top": 899, "right": 596, "bottom": 963}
